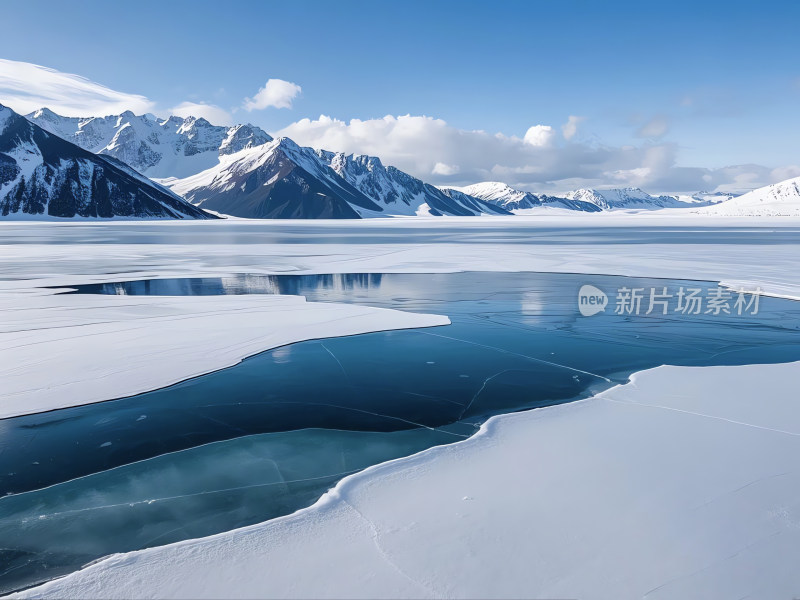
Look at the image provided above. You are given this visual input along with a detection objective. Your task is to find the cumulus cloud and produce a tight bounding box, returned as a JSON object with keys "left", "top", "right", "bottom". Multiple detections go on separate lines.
{"left": 561, "top": 115, "right": 584, "bottom": 140}
{"left": 523, "top": 124, "right": 555, "bottom": 147}
{"left": 243, "top": 79, "right": 302, "bottom": 111}
{"left": 278, "top": 113, "right": 792, "bottom": 194}
{"left": 432, "top": 162, "right": 460, "bottom": 176}
{"left": 170, "top": 101, "right": 232, "bottom": 125}
{"left": 0, "top": 58, "right": 155, "bottom": 116}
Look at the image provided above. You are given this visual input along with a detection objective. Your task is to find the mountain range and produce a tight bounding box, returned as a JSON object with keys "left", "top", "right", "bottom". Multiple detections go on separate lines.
{"left": 165, "top": 138, "right": 512, "bottom": 219}
{"left": 452, "top": 181, "right": 731, "bottom": 212}
{"left": 27, "top": 108, "right": 272, "bottom": 179}
{"left": 0, "top": 104, "right": 213, "bottom": 219}
{"left": 454, "top": 181, "right": 601, "bottom": 212}
{"left": 2, "top": 106, "right": 797, "bottom": 220}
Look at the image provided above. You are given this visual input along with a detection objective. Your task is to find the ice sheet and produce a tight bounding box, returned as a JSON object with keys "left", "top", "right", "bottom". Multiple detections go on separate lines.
{"left": 2, "top": 216, "right": 800, "bottom": 418}
{"left": 4, "top": 218, "right": 800, "bottom": 598}
{"left": 16, "top": 360, "right": 800, "bottom": 599}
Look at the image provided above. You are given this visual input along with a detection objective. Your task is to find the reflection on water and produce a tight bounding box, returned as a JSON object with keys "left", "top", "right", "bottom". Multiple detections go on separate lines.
{"left": 74, "top": 273, "right": 387, "bottom": 297}
{"left": 3, "top": 271, "right": 800, "bottom": 593}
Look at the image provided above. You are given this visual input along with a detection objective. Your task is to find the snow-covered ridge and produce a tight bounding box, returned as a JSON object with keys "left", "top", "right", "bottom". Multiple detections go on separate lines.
{"left": 451, "top": 181, "right": 743, "bottom": 213}
{"left": 26, "top": 108, "right": 272, "bottom": 179}
{"left": 453, "top": 181, "right": 600, "bottom": 212}
{"left": 455, "top": 181, "right": 534, "bottom": 207}
{"left": 566, "top": 187, "right": 691, "bottom": 210}
{"left": 697, "top": 176, "right": 800, "bottom": 216}
{"left": 316, "top": 151, "right": 510, "bottom": 217}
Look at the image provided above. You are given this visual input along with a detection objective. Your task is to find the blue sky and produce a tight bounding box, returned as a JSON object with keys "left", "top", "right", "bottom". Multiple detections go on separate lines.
{"left": 0, "top": 0, "right": 798, "bottom": 192}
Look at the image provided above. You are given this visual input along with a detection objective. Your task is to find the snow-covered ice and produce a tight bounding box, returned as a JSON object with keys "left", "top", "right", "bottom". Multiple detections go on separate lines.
{"left": 15, "top": 360, "right": 800, "bottom": 599}
{"left": 0, "top": 292, "right": 448, "bottom": 418}
{"left": 3, "top": 217, "right": 800, "bottom": 598}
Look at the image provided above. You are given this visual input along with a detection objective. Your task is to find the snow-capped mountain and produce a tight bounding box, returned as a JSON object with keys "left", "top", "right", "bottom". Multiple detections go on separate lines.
{"left": 696, "top": 177, "right": 800, "bottom": 216}
{"left": 564, "top": 187, "right": 688, "bottom": 210}
{"left": 165, "top": 137, "right": 384, "bottom": 218}
{"left": 26, "top": 108, "right": 272, "bottom": 179}
{"left": 318, "top": 152, "right": 511, "bottom": 216}
{"left": 678, "top": 191, "right": 738, "bottom": 205}
{"left": 453, "top": 181, "right": 601, "bottom": 212}
{"left": 0, "top": 105, "right": 213, "bottom": 219}
{"left": 437, "top": 187, "right": 513, "bottom": 215}
{"left": 166, "top": 138, "right": 510, "bottom": 219}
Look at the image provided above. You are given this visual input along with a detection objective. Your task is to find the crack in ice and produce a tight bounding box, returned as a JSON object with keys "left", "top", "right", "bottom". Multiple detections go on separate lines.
{"left": 604, "top": 397, "right": 800, "bottom": 437}
{"left": 319, "top": 341, "right": 349, "bottom": 382}
{"left": 459, "top": 369, "right": 516, "bottom": 419}
{"left": 417, "top": 330, "right": 612, "bottom": 382}
{"left": 340, "top": 499, "right": 439, "bottom": 598}
{"left": 15, "top": 469, "right": 364, "bottom": 524}
{"left": 265, "top": 400, "right": 469, "bottom": 439}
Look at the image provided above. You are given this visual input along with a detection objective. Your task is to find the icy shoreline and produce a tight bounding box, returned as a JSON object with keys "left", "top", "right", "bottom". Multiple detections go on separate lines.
{"left": 15, "top": 360, "right": 800, "bottom": 599}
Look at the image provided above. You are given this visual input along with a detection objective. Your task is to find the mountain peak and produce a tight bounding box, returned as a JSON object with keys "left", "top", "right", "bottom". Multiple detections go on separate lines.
{"left": 0, "top": 104, "right": 19, "bottom": 135}
{"left": 275, "top": 136, "right": 299, "bottom": 147}
{"left": 29, "top": 107, "right": 60, "bottom": 120}
{"left": 219, "top": 124, "right": 272, "bottom": 156}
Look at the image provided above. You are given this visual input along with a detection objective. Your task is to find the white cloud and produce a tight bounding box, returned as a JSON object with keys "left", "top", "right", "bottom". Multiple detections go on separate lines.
{"left": 636, "top": 115, "right": 669, "bottom": 138}
{"left": 0, "top": 59, "right": 155, "bottom": 117}
{"left": 243, "top": 79, "right": 301, "bottom": 111}
{"left": 523, "top": 124, "right": 555, "bottom": 147}
{"left": 278, "top": 113, "right": 791, "bottom": 194}
{"left": 0, "top": 59, "right": 235, "bottom": 125}
{"left": 432, "top": 162, "right": 460, "bottom": 176}
{"left": 170, "top": 101, "right": 232, "bottom": 125}
{"left": 770, "top": 165, "right": 800, "bottom": 181}
{"left": 561, "top": 115, "right": 584, "bottom": 140}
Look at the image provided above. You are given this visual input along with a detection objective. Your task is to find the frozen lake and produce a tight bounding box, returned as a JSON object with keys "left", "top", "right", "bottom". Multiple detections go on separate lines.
{"left": 2, "top": 269, "right": 800, "bottom": 593}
